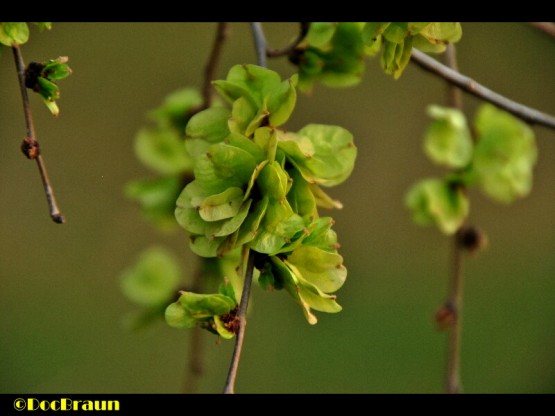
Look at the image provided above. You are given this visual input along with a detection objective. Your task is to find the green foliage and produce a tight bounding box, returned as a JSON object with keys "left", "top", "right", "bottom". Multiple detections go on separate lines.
{"left": 120, "top": 246, "right": 181, "bottom": 329}
{"left": 24, "top": 56, "right": 72, "bottom": 116}
{"left": 33, "top": 22, "right": 52, "bottom": 31}
{"left": 279, "top": 124, "right": 357, "bottom": 187}
{"left": 406, "top": 103, "right": 537, "bottom": 234}
{"left": 125, "top": 176, "right": 184, "bottom": 230}
{"left": 123, "top": 84, "right": 251, "bottom": 336}
{"left": 292, "top": 22, "right": 462, "bottom": 90}
{"left": 174, "top": 64, "right": 356, "bottom": 325}
{"left": 257, "top": 219, "right": 345, "bottom": 324}
{"left": 295, "top": 22, "right": 367, "bottom": 91}
{"left": 165, "top": 281, "right": 238, "bottom": 339}
{"left": 0, "top": 22, "right": 29, "bottom": 45}
{"left": 0, "top": 22, "right": 51, "bottom": 47}
{"left": 0, "top": 23, "right": 69, "bottom": 115}
{"left": 362, "top": 22, "right": 462, "bottom": 79}
{"left": 127, "top": 88, "right": 202, "bottom": 230}
{"left": 134, "top": 127, "right": 192, "bottom": 175}
{"left": 405, "top": 178, "right": 469, "bottom": 234}
{"left": 424, "top": 105, "right": 473, "bottom": 169}
{"left": 469, "top": 104, "right": 537, "bottom": 203}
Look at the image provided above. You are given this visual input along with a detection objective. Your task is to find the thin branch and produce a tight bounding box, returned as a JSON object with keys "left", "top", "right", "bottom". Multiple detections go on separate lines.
{"left": 443, "top": 44, "right": 464, "bottom": 394}
{"left": 250, "top": 22, "right": 267, "bottom": 68}
{"left": 201, "top": 22, "right": 229, "bottom": 111}
{"left": 12, "top": 44, "right": 65, "bottom": 224}
{"left": 266, "top": 22, "right": 310, "bottom": 58}
{"left": 224, "top": 22, "right": 266, "bottom": 394}
{"left": 223, "top": 250, "right": 255, "bottom": 394}
{"left": 444, "top": 45, "right": 462, "bottom": 109}
{"left": 221, "top": 23, "right": 268, "bottom": 394}
{"left": 410, "top": 48, "right": 555, "bottom": 130}
{"left": 529, "top": 22, "right": 555, "bottom": 39}
{"left": 445, "top": 230, "right": 465, "bottom": 394}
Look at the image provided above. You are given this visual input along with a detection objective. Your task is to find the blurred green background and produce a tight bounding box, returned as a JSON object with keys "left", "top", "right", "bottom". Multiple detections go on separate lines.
{"left": 1, "top": 23, "right": 554, "bottom": 393}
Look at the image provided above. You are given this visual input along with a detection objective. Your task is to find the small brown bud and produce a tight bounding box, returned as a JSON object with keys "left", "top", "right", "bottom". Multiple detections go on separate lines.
{"left": 434, "top": 302, "right": 457, "bottom": 331}
{"left": 21, "top": 137, "right": 40, "bottom": 159}
{"left": 457, "top": 226, "right": 488, "bottom": 254}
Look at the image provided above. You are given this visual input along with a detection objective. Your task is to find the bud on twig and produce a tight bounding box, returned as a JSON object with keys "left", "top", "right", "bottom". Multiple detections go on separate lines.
{"left": 21, "top": 137, "right": 40, "bottom": 159}
{"left": 456, "top": 225, "right": 488, "bottom": 254}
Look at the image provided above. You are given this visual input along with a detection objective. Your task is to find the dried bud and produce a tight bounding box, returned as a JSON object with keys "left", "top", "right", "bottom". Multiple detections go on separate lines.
{"left": 219, "top": 306, "right": 240, "bottom": 335}
{"left": 434, "top": 302, "right": 457, "bottom": 331}
{"left": 24, "top": 62, "right": 45, "bottom": 91}
{"left": 21, "top": 137, "right": 40, "bottom": 159}
{"left": 457, "top": 226, "right": 488, "bottom": 254}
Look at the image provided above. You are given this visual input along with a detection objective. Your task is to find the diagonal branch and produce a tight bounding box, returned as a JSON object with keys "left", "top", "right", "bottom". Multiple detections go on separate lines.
{"left": 201, "top": 22, "right": 230, "bottom": 111}
{"left": 529, "top": 22, "right": 555, "bottom": 39}
{"left": 12, "top": 44, "right": 65, "bottom": 224}
{"left": 410, "top": 49, "right": 555, "bottom": 130}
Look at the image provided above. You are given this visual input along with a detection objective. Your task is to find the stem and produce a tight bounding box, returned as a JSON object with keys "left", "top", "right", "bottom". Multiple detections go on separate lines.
{"left": 12, "top": 44, "right": 65, "bottom": 224}
{"left": 410, "top": 49, "right": 555, "bottom": 130}
{"left": 446, "top": 231, "right": 464, "bottom": 394}
{"left": 444, "top": 44, "right": 464, "bottom": 394}
{"left": 201, "top": 22, "right": 229, "bottom": 111}
{"left": 266, "top": 22, "right": 310, "bottom": 58}
{"left": 250, "top": 22, "right": 267, "bottom": 68}
{"left": 444, "top": 45, "right": 462, "bottom": 109}
{"left": 221, "top": 23, "right": 268, "bottom": 394}
{"left": 529, "top": 22, "right": 555, "bottom": 38}
{"left": 223, "top": 250, "right": 255, "bottom": 394}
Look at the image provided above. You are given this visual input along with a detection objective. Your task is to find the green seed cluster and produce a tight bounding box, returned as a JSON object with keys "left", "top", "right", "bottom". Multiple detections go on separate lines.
{"left": 293, "top": 22, "right": 462, "bottom": 91}
{"left": 174, "top": 64, "right": 357, "bottom": 324}
{"left": 406, "top": 104, "right": 537, "bottom": 234}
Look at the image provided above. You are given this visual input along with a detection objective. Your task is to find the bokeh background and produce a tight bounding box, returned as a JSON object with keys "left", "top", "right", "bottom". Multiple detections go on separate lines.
{"left": 1, "top": 23, "right": 554, "bottom": 393}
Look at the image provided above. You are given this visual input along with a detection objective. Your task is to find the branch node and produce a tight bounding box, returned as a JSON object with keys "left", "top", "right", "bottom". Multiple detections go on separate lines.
{"left": 434, "top": 301, "right": 457, "bottom": 331}
{"left": 266, "top": 22, "right": 310, "bottom": 58}
{"left": 21, "top": 137, "right": 41, "bottom": 159}
{"left": 456, "top": 226, "right": 488, "bottom": 255}
{"left": 223, "top": 250, "right": 256, "bottom": 394}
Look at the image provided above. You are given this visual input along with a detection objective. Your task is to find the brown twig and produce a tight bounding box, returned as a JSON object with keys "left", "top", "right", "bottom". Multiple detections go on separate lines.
{"left": 12, "top": 44, "right": 64, "bottom": 224}
{"left": 444, "top": 45, "right": 462, "bottom": 110}
{"left": 201, "top": 22, "right": 229, "bottom": 111}
{"left": 223, "top": 249, "right": 255, "bottom": 394}
{"left": 410, "top": 48, "right": 555, "bottom": 130}
{"left": 266, "top": 22, "right": 310, "bottom": 58}
{"left": 443, "top": 44, "right": 464, "bottom": 394}
{"left": 529, "top": 22, "right": 555, "bottom": 39}
{"left": 445, "top": 229, "right": 465, "bottom": 394}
